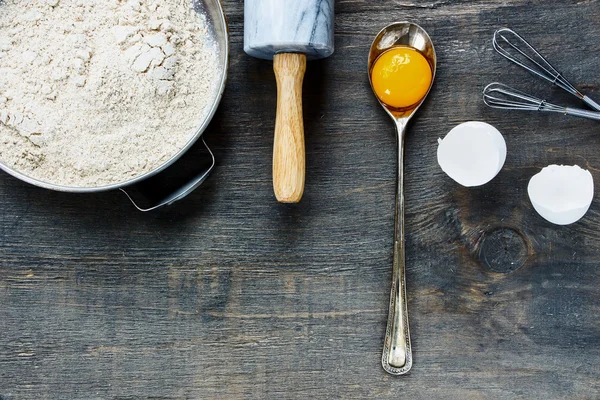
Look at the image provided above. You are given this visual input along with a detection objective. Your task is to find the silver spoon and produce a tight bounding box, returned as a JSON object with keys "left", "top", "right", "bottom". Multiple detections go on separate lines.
{"left": 367, "top": 22, "right": 437, "bottom": 376}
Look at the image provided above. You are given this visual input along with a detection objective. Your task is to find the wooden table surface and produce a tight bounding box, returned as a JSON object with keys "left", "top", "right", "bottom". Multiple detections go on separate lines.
{"left": 1, "top": 1, "right": 599, "bottom": 399}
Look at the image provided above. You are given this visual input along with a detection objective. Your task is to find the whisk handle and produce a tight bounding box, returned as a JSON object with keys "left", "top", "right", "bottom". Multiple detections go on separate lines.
{"left": 582, "top": 96, "right": 600, "bottom": 112}
{"left": 565, "top": 107, "right": 600, "bottom": 121}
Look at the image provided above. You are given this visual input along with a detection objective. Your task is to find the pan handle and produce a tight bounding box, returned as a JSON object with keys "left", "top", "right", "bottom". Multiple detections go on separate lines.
{"left": 120, "top": 138, "right": 216, "bottom": 212}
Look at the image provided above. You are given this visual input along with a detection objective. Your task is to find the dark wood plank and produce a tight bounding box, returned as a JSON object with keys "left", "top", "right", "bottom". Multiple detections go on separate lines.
{"left": 1, "top": 0, "right": 599, "bottom": 399}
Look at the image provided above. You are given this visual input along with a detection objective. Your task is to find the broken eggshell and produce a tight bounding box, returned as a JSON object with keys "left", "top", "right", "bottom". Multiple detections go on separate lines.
{"left": 528, "top": 165, "right": 594, "bottom": 225}
{"left": 437, "top": 121, "right": 506, "bottom": 187}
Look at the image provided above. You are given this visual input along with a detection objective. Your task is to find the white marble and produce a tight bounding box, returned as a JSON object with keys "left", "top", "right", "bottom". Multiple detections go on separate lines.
{"left": 244, "top": 0, "right": 334, "bottom": 60}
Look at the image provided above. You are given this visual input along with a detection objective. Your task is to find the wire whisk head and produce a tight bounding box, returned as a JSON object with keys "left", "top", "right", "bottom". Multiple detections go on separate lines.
{"left": 492, "top": 28, "right": 583, "bottom": 99}
{"left": 483, "top": 82, "right": 565, "bottom": 113}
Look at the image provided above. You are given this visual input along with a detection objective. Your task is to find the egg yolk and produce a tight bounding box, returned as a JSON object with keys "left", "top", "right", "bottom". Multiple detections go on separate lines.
{"left": 371, "top": 47, "right": 433, "bottom": 109}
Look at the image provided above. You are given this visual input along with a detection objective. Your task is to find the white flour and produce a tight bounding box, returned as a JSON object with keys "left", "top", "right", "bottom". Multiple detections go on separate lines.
{"left": 0, "top": 0, "right": 220, "bottom": 187}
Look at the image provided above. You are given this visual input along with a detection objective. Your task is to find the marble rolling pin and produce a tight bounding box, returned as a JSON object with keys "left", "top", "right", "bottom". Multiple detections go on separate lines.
{"left": 244, "top": 0, "right": 335, "bottom": 203}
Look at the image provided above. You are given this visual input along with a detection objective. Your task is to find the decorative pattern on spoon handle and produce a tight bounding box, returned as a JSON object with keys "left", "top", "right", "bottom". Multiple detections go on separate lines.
{"left": 382, "top": 122, "right": 412, "bottom": 375}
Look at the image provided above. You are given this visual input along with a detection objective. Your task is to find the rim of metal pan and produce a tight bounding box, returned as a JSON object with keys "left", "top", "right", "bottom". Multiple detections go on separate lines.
{"left": 0, "top": 0, "right": 229, "bottom": 193}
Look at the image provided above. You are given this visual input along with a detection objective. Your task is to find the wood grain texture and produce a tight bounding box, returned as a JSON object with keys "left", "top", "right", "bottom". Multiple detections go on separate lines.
{"left": 1, "top": 0, "right": 600, "bottom": 399}
{"left": 273, "top": 53, "right": 307, "bottom": 203}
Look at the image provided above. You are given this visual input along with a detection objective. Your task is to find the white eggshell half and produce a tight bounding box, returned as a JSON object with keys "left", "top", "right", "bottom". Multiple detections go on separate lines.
{"left": 437, "top": 121, "right": 507, "bottom": 187}
{"left": 528, "top": 165, "right": 594, "bottom": 225}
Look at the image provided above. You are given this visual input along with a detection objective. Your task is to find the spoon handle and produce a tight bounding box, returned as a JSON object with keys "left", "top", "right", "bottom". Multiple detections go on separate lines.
{"left": 382, "top": 120, "right": 412, "bottom": 375}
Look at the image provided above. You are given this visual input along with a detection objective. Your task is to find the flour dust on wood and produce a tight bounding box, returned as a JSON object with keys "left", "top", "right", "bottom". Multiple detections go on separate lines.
{"left": 0, "top": 0, "right": 220, "bottom": 187}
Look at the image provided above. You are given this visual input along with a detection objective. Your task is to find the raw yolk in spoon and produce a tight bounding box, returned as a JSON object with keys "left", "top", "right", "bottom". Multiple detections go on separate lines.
{"left": 371, "top": 46, "right": 433, "bottom": 109}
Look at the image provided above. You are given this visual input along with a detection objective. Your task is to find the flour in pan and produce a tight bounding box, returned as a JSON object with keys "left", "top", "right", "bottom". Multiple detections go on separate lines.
{"left": 0, "top": 0, "right": 220, "bottom": 187}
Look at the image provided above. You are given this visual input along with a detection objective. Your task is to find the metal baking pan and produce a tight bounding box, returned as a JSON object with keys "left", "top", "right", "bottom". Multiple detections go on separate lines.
{"left": 0, "top": 0, "right": 229, "bottom": 211}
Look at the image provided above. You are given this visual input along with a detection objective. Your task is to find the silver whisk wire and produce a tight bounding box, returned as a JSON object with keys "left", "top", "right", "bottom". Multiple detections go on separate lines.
{"left": 493, "top": 28, "right": 600, "bottom": 112}
{"left": 483, "top": 82, "right": 600, "bottom": 121}
{"left": 484, "top": 83, "right": 563, "bottom": 112}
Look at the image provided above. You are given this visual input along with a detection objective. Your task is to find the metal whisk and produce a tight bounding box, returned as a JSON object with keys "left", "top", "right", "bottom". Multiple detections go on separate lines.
{"left": 493, "top": 28, "right": 600, "bottom": 111}
{"left": 483, "top": 83, "right": 600, "bottom": 121}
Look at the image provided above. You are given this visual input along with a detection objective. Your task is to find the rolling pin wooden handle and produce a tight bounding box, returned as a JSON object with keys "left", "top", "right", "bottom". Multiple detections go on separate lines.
{"left": 273, "top": 53, "right": 307, "bottom": 203}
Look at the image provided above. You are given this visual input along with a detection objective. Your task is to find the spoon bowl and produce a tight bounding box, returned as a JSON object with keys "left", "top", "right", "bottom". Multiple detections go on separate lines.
{"left": 368, "top": 22, "right": 437, "bottom": 119}
{"left": 368, "top": 22, "right": 436, "bottom": 376}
